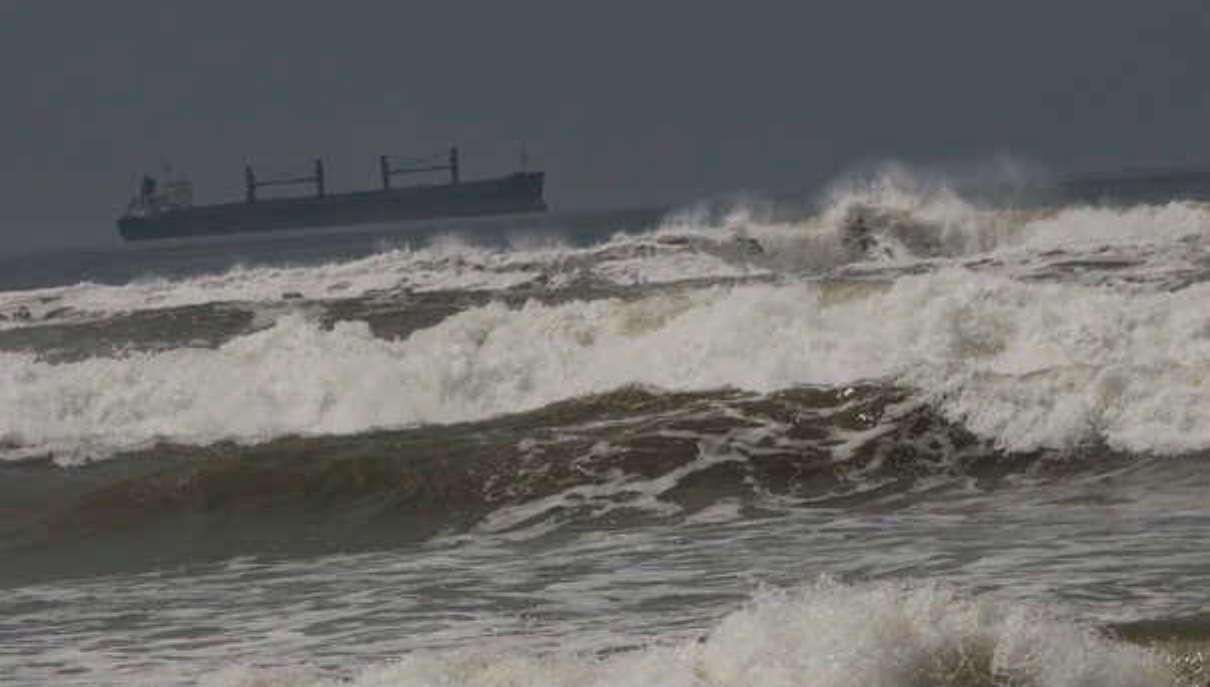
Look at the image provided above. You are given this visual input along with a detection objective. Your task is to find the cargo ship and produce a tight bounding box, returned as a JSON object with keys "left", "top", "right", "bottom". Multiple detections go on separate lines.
{"left": 117, "top": 147, "right": 546, "bottom": 240}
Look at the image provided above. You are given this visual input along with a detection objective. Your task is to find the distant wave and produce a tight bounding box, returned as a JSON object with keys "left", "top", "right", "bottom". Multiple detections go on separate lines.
{"left": 3, "top": 172, "right": 1207, "bottom": 329}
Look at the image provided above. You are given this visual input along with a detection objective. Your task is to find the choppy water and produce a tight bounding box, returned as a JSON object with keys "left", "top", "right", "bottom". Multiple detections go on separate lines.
{"left": 3, "top": 172, "right": 1210, "bottom": 686}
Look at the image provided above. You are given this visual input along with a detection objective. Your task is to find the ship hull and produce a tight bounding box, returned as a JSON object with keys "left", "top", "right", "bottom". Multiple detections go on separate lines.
{"left": 118, "top": 172, "right": 545, "bottom": 241}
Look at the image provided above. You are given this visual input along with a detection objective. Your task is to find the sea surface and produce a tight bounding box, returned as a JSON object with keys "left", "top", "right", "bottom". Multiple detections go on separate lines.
{"left": 2, "top": 172, "right": 1209, "bottom": 686}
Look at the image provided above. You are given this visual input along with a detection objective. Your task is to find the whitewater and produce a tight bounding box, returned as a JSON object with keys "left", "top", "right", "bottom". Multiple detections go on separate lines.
{"left": 2, "top": 174, "right": 1209, "bottom": 685}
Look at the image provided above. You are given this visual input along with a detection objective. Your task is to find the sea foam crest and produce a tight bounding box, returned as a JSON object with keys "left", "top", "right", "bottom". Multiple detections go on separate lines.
{"left": 724, "top": 163, "right": 1210, "bottom": 267}
{"left": 200, "top": 579, "right": 1170, "bottom": 687}
{"left": 0, "top": 242, "right": 542, "bottom": 327}
{"left": 0, "top": 231, "right": 765, "bottom": 327}
{"left": 4, "top": 173, "right": 1208, "bottom": 327}
{"left": 8, "top": 268, "right": 1210, "bottom": 463}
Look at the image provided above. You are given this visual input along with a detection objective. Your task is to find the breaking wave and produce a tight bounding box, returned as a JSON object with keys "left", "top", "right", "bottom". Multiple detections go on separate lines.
{"left": 200, "top": 579, "right": 1175, "bottom": 687}
{"left": 7, "top": 265, "right": 1210, "bottom": 463}
{"left": 5, "top": 170, "right": 1208, "bottom": 330}
{"left": 0, "top": 233, "right": 762, "bottom": 329}
{"left": 8, "top": 167, "right": 1210, "bottom": 687}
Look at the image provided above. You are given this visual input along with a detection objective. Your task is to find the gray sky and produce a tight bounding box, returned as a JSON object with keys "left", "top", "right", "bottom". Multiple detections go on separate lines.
{"left": 1, "top": 1, "right": 1207, "bottom": 251}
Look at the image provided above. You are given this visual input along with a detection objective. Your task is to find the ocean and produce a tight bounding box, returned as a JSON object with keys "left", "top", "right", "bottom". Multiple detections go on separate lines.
{"left": 2, "top": 171, "right": 1209, "bottom": 686}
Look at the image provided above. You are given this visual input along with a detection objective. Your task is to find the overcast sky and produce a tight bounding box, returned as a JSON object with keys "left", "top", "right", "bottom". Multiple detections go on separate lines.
{"left": 1, "top": 1, "right": 1207, "bottom": 251}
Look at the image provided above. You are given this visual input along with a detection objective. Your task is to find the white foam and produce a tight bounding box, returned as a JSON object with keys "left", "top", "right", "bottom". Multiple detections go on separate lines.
{"left": 0, "top": 244, "right": 541, "bottom": 328}
{"left": 10, "top": 267, "right": 1210, "bottom": 462}
{"left": 696, "top": 169, "right": 1210, "bottom": 272}
{"left": 591, "top": 250, "right": 761, "bottom": 286}
{"left": 476, "top": 442, "right": 744, "bottom": 537}
{"left": 0, "top": 231, "right": 775, "bottom": 330}
{"left": 1016, "top": 202, "right": 1210, "bottom": 252}
{"left": 204, "top": 579, "right": 1170, "bottom": 687}
{"left": 7, "top": 173, "right": 1208, "bottom": 330}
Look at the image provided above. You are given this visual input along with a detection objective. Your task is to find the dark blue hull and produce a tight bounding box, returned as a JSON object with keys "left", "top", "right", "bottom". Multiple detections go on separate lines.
{"left": 118, "top": 172, "right": 545, "bottom": 240}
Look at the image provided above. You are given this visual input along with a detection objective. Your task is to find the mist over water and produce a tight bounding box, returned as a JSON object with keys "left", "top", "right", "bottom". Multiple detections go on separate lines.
{"left": 4, "top": 168, "right": 1210, "bottom": 685}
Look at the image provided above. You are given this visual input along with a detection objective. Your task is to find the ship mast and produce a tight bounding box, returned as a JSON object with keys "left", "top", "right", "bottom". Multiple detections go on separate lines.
{"left": 379, "top": 147, "right": 460, "bottom": 189}
{"left": 244, "top": 159, "right": 325, "bottom": 201}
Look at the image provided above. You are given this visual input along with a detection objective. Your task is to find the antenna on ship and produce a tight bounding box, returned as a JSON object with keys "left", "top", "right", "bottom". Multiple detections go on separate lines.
{"left": 519, "top": 141, "right": 529, "bottom": 172}
{"left": 246, "top": 165, "right": 257, "bottom": 202}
